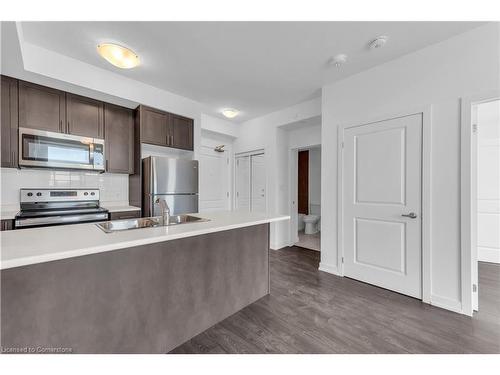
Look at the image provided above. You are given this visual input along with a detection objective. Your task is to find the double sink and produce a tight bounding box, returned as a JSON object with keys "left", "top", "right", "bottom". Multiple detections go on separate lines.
{"left": 96, "top": 214, "right": 208, "bottom": 233}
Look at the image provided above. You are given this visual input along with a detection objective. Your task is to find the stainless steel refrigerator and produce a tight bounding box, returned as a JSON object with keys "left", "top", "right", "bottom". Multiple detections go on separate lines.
{"left": 142, "top": 156, "right": 199, "bottom": 216}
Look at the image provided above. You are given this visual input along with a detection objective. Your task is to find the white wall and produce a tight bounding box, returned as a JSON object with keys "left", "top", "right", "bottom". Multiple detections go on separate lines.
{"left": 201, "top": 113, "right": 240, "bottom": 139}
{"left": 321, "top": 23, "right": 500, "bottom": 313}
{"left": 233, "top": 98, "right": 321, "bottom": 249}
{"left": 288, "top": 123, "right": 322, "bottom": 150}
{"left": 477, "top": 100, "right": 500, "bottom": 263}
{"left": 308, "top": 147, "right": 321, "bottom": 208}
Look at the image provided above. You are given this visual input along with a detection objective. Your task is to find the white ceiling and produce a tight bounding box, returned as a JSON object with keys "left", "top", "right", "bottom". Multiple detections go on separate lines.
{"left": 20, "top": 21, "right": 484, "bottom": 122}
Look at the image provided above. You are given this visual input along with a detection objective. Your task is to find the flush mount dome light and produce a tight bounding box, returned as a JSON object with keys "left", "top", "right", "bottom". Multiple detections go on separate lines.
{"left": 97, "top": 43, "right": 140, "bottom": 69}
{"left": 221, "top": 108, "right": 239, "bottom": 119}
{"left": 330, "top": 54, "right": 347, "bottom": 68}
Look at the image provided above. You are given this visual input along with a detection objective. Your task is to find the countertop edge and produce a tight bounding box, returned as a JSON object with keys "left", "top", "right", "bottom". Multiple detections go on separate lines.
{"left": 1, "top": 216, "right": 289, "bottom": 270}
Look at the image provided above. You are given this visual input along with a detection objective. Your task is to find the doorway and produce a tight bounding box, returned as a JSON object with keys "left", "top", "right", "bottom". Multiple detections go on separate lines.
{"left": 466, "top": 98, "right": 500, "bottom": 313}
{"left": 341, "top": 113, "right": 423, "bottom": 299}
{"left": 294, "top": 146, "right": 321, "bottom": 251}
{"left": 235, "top": 152, "right": 266, "bottom": 212}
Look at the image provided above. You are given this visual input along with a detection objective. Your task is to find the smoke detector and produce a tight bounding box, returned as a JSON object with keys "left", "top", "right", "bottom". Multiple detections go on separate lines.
{"left": 330, "top": 54, "right": 348, "bottom": 67}
{"left": 369, "top": 36, "right": 388, "bottom": 50}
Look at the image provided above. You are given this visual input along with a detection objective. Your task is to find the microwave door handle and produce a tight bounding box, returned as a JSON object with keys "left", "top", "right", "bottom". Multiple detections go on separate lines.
{"left": 89, "top": 142, "right": 95, "bottom": 168}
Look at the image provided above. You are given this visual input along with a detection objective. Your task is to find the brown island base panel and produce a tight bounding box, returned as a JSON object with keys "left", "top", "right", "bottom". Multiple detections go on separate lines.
{"left": 1, "top": 224, "right": 270, "bottom": 353}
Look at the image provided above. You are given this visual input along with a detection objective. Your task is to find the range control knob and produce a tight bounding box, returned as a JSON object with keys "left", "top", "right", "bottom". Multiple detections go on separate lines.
{"left": 36, "top": 192, "right": 42, "bottom": 197}
{"left": 27, "top": 192, "right": 33, "bottom": 197}
{"left": 90, "top": 192, "right": 95, "bottom": 196}
{"left": 84, "top": 192, "right": 88, "bottom": 196}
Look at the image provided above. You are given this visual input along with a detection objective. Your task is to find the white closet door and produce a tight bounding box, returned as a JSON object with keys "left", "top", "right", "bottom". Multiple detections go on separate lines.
{"left": 343, "top": 113, "right": 423, "bottom": 298}
{"left": 251, "top": 154, "right": 266, "bottom": 212}
{"left": 235, "top": 156, "right": 251, "bottom": 211}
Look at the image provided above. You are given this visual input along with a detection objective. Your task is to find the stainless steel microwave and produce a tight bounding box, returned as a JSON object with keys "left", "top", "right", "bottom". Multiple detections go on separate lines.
{"left": 18, "top": 127, "right": 105, "bottom": 172}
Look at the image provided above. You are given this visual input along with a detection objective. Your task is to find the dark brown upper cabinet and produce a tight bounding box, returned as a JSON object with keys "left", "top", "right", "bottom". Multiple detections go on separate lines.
{"left": 104, "top": 104, "right": 134, "bottom": 174}
{"left": 1, "top": 76, "right": 19, "bottom": 168}
{"left": 19, "top": 80, "right": 65, "bottom": 133}
{"left": 168, "top": 114, "right": 194, "bottom": 151}
{"left": 66, "top": 93, "right": 104, "bottom": 138}
{"left": 140, "top": 106, "right": 168, "bottom": 146}
{"left": 138, "top": 106, "right": 193, "bottom": 151}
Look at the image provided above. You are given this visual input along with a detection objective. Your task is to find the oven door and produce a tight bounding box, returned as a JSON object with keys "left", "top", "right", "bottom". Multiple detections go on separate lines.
{"left": 18, "top": 127, "right": 104, "bottom": 171}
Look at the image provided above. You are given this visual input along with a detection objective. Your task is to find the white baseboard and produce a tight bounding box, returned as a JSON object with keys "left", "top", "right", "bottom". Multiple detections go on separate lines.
{"left": 270, "top": 241, "right": 289, "bottom": 250}
{"left": 478, "top": 247, "right": 500, "bottom": 264}
{"left": 318, "top": 262, "right": 341, "bottom": 276}
{"left": 430, "top": 294, "right": 463, "bottom": 314}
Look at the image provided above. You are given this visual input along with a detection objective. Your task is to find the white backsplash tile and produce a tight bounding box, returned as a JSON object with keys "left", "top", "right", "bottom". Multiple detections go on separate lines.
{"left": 0, "top": 168, "right": 129, "bottom": 206}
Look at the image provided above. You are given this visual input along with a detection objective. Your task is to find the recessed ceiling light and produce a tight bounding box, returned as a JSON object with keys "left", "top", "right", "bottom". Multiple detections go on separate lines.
{"left": 369, "top": 36, "right": 388, "bottom": 50}
{"left": 330, "top": 54, "right": 347, "bottom": 68}
{"left": 221, "top": 108, "right": 239, "bottom": 119}
{"left": 97, "top": 43, "right": 140, "bottom": 69}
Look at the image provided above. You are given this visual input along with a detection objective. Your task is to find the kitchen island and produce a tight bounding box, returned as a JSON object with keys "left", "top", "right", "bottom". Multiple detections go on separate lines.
{"left": 1, "top": 211, "right": 288, "bottom": 353}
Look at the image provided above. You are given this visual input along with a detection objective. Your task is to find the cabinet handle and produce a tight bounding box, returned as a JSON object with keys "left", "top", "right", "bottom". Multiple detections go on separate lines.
{"left": 60, "top": 120, "right": 63, "bottom": 132}
{"left": 106, "top": 159, "right": 109, "bottom": 171}
{"left": 67, "top": 121, "right": 70, "bottom": 134}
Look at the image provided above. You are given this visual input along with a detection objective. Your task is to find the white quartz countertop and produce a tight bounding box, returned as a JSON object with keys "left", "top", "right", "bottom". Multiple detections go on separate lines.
{"left": 1, "top": 211, "right": 289, "bottom": 270}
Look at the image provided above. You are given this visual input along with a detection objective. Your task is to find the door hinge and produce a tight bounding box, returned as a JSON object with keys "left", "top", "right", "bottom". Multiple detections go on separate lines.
{"left": 472, "top": 123, "right": 478, "bottom": 133}
{"left": 473, "top": 284, "right": 477, "bottom": 293}
{"left": 226, "top": 192, "right": 229, "bottom": 198}
{"left": 341, "top": 257, "right": 344, "bottom": 263}
{"left": 227, "top": 158, "right": 229, "bottom": 164}
{"left": 341, "top": 141, "right": 344, "bottom": 148}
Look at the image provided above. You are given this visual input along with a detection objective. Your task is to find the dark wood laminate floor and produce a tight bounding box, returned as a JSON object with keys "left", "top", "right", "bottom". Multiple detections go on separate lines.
{"left": 170, "top": 247, "right": 500, "bottom": 354}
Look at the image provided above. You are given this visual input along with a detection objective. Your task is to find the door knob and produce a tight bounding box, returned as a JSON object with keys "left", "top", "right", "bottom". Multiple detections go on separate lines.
{"left": 401, "top": 212, "right": 417, "bottom": 219}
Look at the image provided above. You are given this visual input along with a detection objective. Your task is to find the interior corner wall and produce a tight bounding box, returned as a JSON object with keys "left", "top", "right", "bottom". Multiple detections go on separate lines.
{"left": 321, "top": 22, "right": 500, "bottom": 312}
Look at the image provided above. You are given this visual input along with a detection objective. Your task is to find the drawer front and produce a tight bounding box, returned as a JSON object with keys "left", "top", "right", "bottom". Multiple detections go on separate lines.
{"left": 109, "top": 210, "right": 141, "bottom": 221}
{"left": 1, "top": 219, "right": 14, "bottom": 231}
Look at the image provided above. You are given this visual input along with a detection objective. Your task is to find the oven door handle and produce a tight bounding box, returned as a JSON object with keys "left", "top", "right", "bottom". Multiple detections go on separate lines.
{"left": 15, "top": 213, "right": 109, "bottom": 228}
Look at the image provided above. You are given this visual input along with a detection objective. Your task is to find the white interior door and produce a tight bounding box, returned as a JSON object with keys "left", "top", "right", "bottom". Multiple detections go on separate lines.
{"left": 251, "top": 154, "right": 266, "bottom": 212}
{"left": 343, "top": 113, "right": 422, "bottom": 299}
{"left": 235, "top": 156, "right": 251, "bottom": 211}
{"left": 199, "top": 144, "right": 230, "bottom": 212}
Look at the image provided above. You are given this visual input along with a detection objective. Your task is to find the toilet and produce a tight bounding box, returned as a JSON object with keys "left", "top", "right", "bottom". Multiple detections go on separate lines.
{"left": 303, "top": 215, "right": 320, "bottom": 234}
{"left": 302, "top": 204, "right": 321, "bottom": 234}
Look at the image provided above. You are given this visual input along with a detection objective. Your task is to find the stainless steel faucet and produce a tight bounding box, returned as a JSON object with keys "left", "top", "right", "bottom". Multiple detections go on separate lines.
{"left": 155, "top": 197, "right": 170, "bottom": 225}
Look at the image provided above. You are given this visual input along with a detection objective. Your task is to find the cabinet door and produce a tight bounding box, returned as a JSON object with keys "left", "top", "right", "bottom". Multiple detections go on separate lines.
{"left": 140, "top": 107, "right": 168, "bottom": 146}
{"left": 104, "top": 104, "right": 134, "bottom": 174}
{"left": 1, "top": 76, "right": 18, "bottom": 168}
{"left": 169, "top": 114, "right": 193, "bottom": 150}
{"left": 19, "top": 81, "right": 65, "bottom": 133}
{"left": 66, "top": 93, "right": 104, "bottom": 138}
{"left": 1, "top": 219, "right": 14, "bottom": 231}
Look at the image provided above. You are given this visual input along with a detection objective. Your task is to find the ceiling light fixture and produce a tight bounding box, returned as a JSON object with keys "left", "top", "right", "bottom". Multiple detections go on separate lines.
{"left": 330, "top": 54, "right": 347, "bottom": 68}
{"left": 221, "top": 108, "right": 239, "bottom": 119}
{"left": 368, "top": 36, "right": 388, "bottom": 50}
{"left": 97, "top": 43, "right": 140, "bottom": 69}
